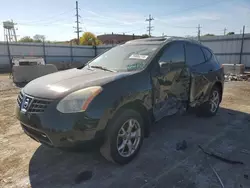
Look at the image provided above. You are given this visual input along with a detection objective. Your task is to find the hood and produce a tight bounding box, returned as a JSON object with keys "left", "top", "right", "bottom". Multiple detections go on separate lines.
{"left": 23, "top": 67, "right": 133, "bottom": 99}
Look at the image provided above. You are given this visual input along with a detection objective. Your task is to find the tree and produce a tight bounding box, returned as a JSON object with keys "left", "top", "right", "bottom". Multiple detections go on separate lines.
{"left": 141, "top": 34, "right": 149, "bottom": 38}
{"left": 18, "top": 36, "right": 33, "bottom": 42}
{"left": 79, "top": 32, "right": 102, "bottom": 46}
{"left": 227, "top": 32, "right": 235, "bottom": 35}
{"left": 204, "top": 34, "right": 215, "bottom": 36}
{"left": 70, "top": 38, "right": 78, "bottom": 45}
{"left": 33, "top": 34, "right": 45, "bottom": 42}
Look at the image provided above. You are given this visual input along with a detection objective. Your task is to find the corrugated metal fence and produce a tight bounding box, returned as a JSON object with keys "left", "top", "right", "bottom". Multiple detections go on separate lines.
{"left": 200, "top": 33, "right": 250, "bottom": 67}
{"left": 0, "top": 42, "right": 111, "bottom": 72}
{"left": 0, "top": 33, "right": 249, "bottom": 72}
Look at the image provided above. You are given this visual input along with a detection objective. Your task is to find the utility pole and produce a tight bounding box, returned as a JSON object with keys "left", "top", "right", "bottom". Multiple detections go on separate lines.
{"left": 239, "top": 25, "right": 245, "bottom": 64}
{"left": 224, "top": 28, "right": 227, "bottom": 35}
{"left": 197, "top": 24, "right": 201, "bottom": 41}
{"left": 74, "top": 1, "right": 82, "bottom": 45}
{"left": 146, "top": 14, "right": 154, "bottom": 37}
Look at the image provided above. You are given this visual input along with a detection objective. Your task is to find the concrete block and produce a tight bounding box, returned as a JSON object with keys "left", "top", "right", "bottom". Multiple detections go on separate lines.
{"left": 49, "top": 62, "right": 84, "bottom": 70}
{"left": 222, "top": 64, "right": 245, "bottom": 75}
{"left": 12, "top": 64, "right": 58, "bottom": 83}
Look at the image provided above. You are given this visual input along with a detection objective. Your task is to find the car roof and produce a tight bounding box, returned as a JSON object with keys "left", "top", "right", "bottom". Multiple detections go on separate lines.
{"left": 126, "top": 36, "right": 204, "bottom": 47}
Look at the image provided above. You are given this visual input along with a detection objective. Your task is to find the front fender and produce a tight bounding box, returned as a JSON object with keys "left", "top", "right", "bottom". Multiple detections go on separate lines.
{"left": 85, "top": 71, "right": 153, "bottom": 133}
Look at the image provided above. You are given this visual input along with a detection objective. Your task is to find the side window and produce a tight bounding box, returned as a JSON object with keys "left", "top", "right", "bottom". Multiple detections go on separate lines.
{"left": 202, "top": 48, "right": 212, "bottom": 60}
{"left": 159, "top": 42, "right": 185, "bottom": 64}
{"left": 185, "top": 44, "right": 205, "bottom": 66}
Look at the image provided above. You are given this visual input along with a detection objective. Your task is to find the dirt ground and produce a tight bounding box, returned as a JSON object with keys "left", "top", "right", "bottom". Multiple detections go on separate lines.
{"left": 1, "top": 75, "right": 250, "bottom": 188}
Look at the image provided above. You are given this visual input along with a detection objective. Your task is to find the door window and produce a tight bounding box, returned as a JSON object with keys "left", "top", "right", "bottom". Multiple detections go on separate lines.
{"left": 185, "top": 44, "right": 205, "bottom": 66}
{"left": 159, "top": 42, "right": 185, "bottom": 64}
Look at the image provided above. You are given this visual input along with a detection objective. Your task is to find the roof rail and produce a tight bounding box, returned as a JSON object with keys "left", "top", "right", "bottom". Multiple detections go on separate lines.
{"left": 125, "top": 35, "right": 202, "bottom": 45}
{"left": 161, "top": 35, "right": 201, "bottom": 44}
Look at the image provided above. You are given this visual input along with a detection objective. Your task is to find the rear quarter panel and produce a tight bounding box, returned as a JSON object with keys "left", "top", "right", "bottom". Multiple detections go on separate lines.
{"left": 190, "top": 60, "right": 224, "bottom": 107}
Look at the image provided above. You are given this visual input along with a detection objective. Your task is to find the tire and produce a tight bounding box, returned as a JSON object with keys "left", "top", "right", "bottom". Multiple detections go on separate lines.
{"left": 100, "top": 109, "right": 144, "bottom": 165}
{"left": 196, "top": 86, "right": 221, "bottom": 117}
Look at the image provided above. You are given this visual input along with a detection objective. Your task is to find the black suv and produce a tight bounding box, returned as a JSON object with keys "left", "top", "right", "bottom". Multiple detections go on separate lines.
{"left": 16, "top": 37, "right": 224, "bottom": 164}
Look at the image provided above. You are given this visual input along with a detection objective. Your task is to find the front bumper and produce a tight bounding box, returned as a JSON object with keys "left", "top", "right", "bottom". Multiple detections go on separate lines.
{"left": 15, "top": 98, "right": 103, "bottom": 148}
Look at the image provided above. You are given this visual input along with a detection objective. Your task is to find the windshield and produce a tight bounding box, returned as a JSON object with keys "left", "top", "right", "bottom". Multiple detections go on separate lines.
{"left": 88, "top": 44, "right": 159, "bottom": 72}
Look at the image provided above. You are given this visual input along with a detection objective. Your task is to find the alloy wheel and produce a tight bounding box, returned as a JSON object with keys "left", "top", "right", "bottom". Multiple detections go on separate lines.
{"left": 116, "top": 119, "right": 141, "bottom": 157}
{"left": 210, "top": 90, "right": 220, "bottom": 113}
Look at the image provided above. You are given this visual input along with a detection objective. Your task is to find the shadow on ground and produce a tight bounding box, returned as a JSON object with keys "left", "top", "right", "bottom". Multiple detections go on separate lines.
{"left": 14, "top": 82, "right": 27, "bottom": 88}
{"left": 29, "top": 107, "right": 250, "bottom": 188}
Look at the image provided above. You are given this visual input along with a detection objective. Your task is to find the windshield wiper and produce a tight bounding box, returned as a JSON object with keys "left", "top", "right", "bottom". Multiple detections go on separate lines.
{"left": 90, "top": 65, "right": 116, "bottom": 72}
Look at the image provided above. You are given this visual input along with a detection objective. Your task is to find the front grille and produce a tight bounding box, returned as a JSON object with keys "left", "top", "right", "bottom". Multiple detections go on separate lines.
{"left": 21, "top": 124, "right": 52, "bottom": 145}
{"left": 17, "top": 92, "right": 24, "bottom": 107}
{"left": 28, "top": 98, "right": 51, "bottom": 113}
{"left": 17, "top": 92, "right": 52, "bottom": 113}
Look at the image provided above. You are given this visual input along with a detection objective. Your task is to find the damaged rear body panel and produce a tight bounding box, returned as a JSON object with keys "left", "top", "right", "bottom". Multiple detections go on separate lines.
{"left": 149, "top": 40, "right": 224, "bottom": 121}
{"left": 188, "top": 44, "right": 224, "bottom": 107}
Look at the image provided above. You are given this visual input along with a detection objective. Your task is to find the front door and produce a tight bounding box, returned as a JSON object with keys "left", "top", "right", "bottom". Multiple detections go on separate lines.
{"left": 151, "top": 41, "right": 190, "bottom": 121}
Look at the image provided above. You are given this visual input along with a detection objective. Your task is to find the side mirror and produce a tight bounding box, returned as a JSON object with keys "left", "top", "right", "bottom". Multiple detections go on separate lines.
{"left": 159, "top": 61, "right": 172, "bottom": 73}
{"left": 159, "top": 61, "right": 171, "bottom": 68}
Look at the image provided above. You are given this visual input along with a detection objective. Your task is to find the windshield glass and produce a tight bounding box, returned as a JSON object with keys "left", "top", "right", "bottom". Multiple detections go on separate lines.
{"left": 88, "top": 44, "right": 159, "bottom": 72}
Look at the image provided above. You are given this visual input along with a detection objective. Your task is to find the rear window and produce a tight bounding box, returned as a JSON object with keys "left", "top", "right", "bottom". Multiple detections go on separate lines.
{"left": 185, "top": 44, "right": 205, "bottom": 66}
{"left": 202, "top": 48, "right": 220, "bottom": 64}
{"left": 202, "top": 48, "right": 212, "bottom": 60}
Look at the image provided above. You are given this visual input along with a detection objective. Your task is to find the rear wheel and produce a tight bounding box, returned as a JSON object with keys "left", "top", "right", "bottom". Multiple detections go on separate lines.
{"left": 196, "top": 86, "right": 221, "bottom": 117}
{"left": 100, "top": 109, "right": 144, "bottom": 165}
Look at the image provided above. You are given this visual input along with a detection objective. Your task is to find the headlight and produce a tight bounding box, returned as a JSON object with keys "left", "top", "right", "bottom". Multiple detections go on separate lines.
{"left": 56, "top": 86, "right": 102, "bottom": 113}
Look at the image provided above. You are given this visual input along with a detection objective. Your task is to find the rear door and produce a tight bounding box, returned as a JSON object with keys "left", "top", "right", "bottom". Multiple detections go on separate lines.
{"left": 185, "top": 43, "right": 215, "bottom": 106}
{"left": 151, "top": 41, "right": 190, "bottom": 121}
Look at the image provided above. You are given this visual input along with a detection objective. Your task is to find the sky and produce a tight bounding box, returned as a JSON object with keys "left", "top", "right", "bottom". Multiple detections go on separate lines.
{"left": 0, "top": 0, "right": 249, "bottom": 41}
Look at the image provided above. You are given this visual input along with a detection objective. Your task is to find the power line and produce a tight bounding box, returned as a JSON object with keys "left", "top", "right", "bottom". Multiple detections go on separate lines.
{"left": 146, "top": 14, "right": 154, "bottom": 36}
{"left": 158, "top": 0, "right": 236, "bottom": 18}
{"left": 19, "top": 9, "right": 74, "bottom": 25}
{"left": 124, "top": 27, "right": 146, "bottom": 34}
{"left": 19, "top": 18, "right": 74, "bottom": 26}
{"left": 74, "top": 1, "right": 82, "bottom": 45}
{"left": 154, "top": 19, "right": 196, "bottom": 29}
{"left": 79, "top": 17, "right": 87, "bottom": 32}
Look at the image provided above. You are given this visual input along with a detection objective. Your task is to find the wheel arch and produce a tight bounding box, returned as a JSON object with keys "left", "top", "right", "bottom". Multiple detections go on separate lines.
{"left": 108, "top": 100, "right": 153, "bottom": 138}
{"left": 213, "top": 81, "right": 223, "bottom": 102}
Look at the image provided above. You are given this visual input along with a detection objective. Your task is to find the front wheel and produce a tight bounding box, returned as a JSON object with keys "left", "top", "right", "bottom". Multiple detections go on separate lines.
{"left": 196, "top": 86, "right": 221, "bottom": 117}
{"left": 100, "top": 109, "right": 144, "bottom": 165}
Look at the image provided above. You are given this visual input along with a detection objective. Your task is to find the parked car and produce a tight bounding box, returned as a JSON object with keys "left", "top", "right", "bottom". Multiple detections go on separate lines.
{"left": 15, "top": 37, "right": 224, "bottom": 164}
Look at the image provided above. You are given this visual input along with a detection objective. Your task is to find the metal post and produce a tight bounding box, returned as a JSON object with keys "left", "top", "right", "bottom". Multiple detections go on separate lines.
{"left": 6, "top": 36, "right": 12, "bottom": 72}
{"left": 197, "top": 24, "right": 201, "bottom": 41}
{"left": 239, "top": 25, "right": 245, "bottom": 64}
{"left": 92, "top": 39, "right": 97, "bottom": 57}
{"left": 42, "top": 39, "right": 47, "bottom": 64}
{"left": 94, "top": 45, "right": 97, "bottom": 57}
{"left": 70, "top": 41, "right": 73, "bottom": 63}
